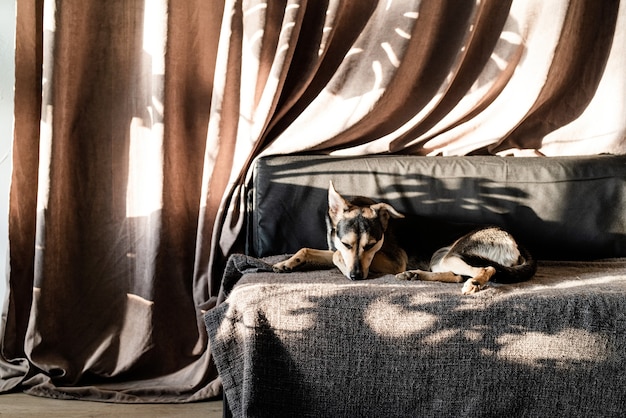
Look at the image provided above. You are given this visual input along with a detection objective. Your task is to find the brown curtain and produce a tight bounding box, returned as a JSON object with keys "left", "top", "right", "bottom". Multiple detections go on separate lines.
{"left": 1, "top": 0, "right": 624, "bottom": 403}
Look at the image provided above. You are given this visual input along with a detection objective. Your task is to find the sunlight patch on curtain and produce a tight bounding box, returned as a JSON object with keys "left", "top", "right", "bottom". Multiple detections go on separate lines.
{"left": 126, "top": 120, "right": 163, "bottom": 217}
{"left": 125, "top": 0, "right": 167, "bottom": 218}
{"left": 35, "top": 1, "right": 56, "bottom": 213}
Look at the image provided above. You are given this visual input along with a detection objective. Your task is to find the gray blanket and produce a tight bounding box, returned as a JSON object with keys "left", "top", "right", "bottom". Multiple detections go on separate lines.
{"left": 205, "top": 255, "right": 626, "bottom": 417}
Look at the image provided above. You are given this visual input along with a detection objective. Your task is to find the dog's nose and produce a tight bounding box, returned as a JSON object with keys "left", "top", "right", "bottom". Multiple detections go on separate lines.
{"left": 349, "top": 271, "right": 364, "bottom": 280}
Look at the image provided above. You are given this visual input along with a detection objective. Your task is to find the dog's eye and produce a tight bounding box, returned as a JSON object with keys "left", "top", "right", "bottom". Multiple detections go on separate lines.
{"left": 341, "top": 242, "right": 353, "bottom": 250}
{"left": 364, "top": 242, "right": 377, "bottom": 251}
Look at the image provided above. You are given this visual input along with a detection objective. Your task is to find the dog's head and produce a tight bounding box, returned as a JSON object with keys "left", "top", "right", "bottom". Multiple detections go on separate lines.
{"left": 327, "top": 182, "right": 404, "bottom": 280}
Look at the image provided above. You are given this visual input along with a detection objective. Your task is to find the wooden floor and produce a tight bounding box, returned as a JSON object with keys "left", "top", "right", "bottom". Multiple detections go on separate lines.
{"left": 0, "top": 393, "right": 223, "bottom": 417}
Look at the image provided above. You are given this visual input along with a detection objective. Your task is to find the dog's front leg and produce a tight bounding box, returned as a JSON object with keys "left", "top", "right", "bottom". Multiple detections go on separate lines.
{"left": 370, "top": 251, "right": 408, "bottom": 275}
{"left": 273, "top": 248, "right": 335, "bottom": 273}
{"left": 396, "top": 270, "right": 464, "bottom": 283}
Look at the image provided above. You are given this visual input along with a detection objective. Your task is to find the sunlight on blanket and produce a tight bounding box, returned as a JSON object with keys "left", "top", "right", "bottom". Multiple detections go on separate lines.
{"left": 225, "top": 284, "right": 320, "bottom": 333}
{"left": 259, "top": 289, "right": 319, "bottom": 332}
{"left": 364, "top": 294, "right": 438, "bottom": 338}
{"left": 494, "top": 329, "right": 609, "bottom": 367}
{"left": 524, "top": 274, "right": 626, "bottom": 291}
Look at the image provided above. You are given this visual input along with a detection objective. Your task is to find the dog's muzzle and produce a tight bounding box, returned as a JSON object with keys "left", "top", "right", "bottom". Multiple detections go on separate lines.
{"left": 349, "top": 265, "right": 365, "bottom": 280}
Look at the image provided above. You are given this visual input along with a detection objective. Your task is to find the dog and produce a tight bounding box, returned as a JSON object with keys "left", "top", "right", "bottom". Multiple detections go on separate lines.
{"left": 272, "top": 182, "right": 537, "bottom": 294}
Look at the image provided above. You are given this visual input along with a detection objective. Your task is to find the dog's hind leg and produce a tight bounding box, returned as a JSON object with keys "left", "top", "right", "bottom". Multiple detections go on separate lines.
{"left": 273, "top": 248, "right": 335, "bottom": 273}
{"left": 433, "top": 255, "right": 496, "bottom": 294}
{"left": 396, "top": 255, "right": 496, "bottom": 294}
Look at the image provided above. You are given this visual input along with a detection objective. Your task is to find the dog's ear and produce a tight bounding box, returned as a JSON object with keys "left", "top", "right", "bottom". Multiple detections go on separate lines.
{"left": 328, "top": 181, "right": 349, "bottom": 223}
{"left": 371, "top": 202, "right": 404, "bottom": 229}
{"left": 371, "top": 202, "right": 404, "bottom": 219}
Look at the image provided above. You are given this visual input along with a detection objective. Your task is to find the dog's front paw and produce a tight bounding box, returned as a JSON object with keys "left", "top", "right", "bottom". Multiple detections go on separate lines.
{"left": 272, "top": 260, "right": 296, "bottom": 273}
{"left": 461, "top": 279, "right": 482, "bottom": 295}
{"left": 272, "top": 260, "right": 292, "bottom": 273}
{"left": 272, "top": 255, "right": 303, "bottom": 273}
{"left": 395, "top": 270, "right": 425, "bottom": 281}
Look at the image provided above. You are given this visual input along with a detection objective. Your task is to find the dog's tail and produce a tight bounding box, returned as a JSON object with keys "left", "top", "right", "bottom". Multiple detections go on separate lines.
{"left": 462, "top": 245, "right": 537, "bottom": 284}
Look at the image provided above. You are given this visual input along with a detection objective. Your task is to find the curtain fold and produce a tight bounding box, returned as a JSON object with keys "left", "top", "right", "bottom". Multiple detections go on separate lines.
{"left": 1, "top": 0, "right": 624, "bottom": 403}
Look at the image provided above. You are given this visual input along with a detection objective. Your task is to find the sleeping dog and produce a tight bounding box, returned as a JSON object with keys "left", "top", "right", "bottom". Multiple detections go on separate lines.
{"left": 272, "top": 182, "right": 537, "bottom": 294}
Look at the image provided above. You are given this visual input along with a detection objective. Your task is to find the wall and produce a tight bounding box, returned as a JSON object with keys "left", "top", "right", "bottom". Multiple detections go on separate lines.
{"left": 0, "top": 1, "right": 16, "bottom": 306}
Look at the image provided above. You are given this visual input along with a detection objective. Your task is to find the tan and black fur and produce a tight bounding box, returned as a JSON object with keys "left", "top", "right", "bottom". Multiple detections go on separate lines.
{"left": 273, "top": 182, "right": 536, "bottom": 294}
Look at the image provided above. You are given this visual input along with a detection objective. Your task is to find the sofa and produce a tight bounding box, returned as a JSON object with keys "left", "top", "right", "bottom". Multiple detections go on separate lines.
{"left": 205, "top": 154, "right": 626, "bottom": 417}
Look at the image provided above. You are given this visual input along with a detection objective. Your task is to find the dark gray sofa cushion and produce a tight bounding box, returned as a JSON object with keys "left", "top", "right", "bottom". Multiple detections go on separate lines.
{"left": 248, "top": 155, "right": 626, "bottom": 260}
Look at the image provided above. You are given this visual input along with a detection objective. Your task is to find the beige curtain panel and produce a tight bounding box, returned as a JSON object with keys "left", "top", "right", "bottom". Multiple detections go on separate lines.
{"left": 1, "top": 0, "right": 624, "bottom": 402}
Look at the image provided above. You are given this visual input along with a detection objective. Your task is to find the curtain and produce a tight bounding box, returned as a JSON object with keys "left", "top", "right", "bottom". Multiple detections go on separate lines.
{"left": 1, "top": 0, "right": 624, "bottom": 403}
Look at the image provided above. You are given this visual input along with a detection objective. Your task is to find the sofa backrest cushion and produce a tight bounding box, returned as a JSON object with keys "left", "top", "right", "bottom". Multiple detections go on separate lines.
{"left": 247, "top": 155, "right": 626, "bottom": 260}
